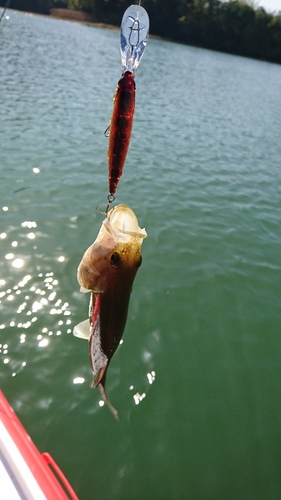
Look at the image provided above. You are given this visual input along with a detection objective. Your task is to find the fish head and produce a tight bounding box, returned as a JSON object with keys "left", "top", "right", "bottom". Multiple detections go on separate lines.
{"left": 77, "top": 204, "right": 147, "bottom": 293}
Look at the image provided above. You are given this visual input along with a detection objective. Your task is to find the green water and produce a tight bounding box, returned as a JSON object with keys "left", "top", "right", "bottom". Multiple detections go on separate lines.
{"left": 1, "top": 9, "right": 281, "bottom": 500}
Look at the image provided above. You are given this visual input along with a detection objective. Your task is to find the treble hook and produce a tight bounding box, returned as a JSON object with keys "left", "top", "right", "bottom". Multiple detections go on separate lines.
{"left": 96, "top": 194, "right": 115, "bottom": 216}
{"left": 104, "top": 125, "right": 110, "bottom": 137}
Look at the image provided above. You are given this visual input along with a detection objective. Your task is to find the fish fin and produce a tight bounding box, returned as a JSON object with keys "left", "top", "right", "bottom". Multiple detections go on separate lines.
{"left": 73, "top": 319, "right": 90, "bottom": 340}
{"left": 99, "top": 383, "right": 119, "bottom": 421}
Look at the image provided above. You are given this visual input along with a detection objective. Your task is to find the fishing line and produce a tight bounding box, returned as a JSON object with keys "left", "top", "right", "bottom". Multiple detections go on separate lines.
{"left": 0, "top": 0, "right": 11, "bottom": 25}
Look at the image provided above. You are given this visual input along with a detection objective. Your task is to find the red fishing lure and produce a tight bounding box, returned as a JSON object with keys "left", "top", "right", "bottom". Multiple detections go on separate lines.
{"left": 105, "top": 4, "right": 149, "bottom": 202}
{"left": 107, "top": 71, "right": 136, "bottom": 196}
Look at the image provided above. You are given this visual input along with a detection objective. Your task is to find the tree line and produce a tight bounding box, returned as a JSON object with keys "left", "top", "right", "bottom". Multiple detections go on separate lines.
{"left": 1, "top": 0, "right": 281, "bottom": 64}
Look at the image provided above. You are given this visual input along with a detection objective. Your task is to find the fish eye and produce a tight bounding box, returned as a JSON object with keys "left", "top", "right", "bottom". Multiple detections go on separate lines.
{"left": 110, "top": 252, "right": 120, "bottom": 266}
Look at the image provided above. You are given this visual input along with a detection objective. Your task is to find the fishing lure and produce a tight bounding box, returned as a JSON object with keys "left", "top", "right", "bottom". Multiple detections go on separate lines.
{"left": 106, "top": 4, "right": 149, "bottom": 202}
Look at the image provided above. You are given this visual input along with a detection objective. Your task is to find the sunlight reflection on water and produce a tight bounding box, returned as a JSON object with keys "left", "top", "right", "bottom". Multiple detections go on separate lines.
{"left": 0, "top": 268, "right": 73, "bottom": 374}
{"left": 0, "top": 210, "right": 73, "bottom": 382}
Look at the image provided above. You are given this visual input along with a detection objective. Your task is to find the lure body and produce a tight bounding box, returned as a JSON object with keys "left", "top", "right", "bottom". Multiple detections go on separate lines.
{"left": 108, "top": 71, "right": 136, "bottom": 196}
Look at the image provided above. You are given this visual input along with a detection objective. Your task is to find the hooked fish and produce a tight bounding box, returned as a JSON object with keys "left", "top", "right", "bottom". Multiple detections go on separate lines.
{"left": 73, "top": 204, "right": 147, "bottom": 420}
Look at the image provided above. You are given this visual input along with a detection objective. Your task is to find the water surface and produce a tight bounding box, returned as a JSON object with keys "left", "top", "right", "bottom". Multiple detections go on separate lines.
{"left": 1, "top": 10, "right": 281, "bottom": 500}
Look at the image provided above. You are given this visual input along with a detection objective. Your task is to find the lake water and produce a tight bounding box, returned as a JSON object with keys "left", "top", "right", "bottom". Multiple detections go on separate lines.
{"left": 1, "top": 9, "right": 281, "bottom": 500}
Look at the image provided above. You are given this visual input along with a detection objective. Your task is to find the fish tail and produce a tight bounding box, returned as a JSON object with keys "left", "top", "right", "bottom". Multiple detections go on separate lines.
{"left": 98, "top": 383, "right": 119, "bottom": 421}
{"left": 91, "top": 365, "right": 107, "bottom": 388}
{"left": 90, "top": 367, "right": 119, "bottom": 420}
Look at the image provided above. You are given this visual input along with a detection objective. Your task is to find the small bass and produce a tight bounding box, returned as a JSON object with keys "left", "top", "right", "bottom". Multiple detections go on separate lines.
{"left": 73, "top": 204, "right": 147, "bottom": 419}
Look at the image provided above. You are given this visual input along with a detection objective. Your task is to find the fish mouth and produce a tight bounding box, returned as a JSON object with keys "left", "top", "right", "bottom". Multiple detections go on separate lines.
{"left": 77, "top": 204, "right": 146, "bottom": 292}
{"left": 102, "top": 204, "right": 147, "bottom": 241}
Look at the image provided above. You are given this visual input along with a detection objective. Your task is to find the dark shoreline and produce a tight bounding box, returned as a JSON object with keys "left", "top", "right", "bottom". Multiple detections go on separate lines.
{"left": 3, "top": 6, "right": 281, "bottom": 65}
{"left": 49, "top": 7, "right": 117, "bottom": 30}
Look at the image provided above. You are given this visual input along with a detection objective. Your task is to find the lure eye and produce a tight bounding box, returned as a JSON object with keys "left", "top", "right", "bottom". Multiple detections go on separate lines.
{"left": 110, "top": 252, "right": 120, "bottom": 266}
